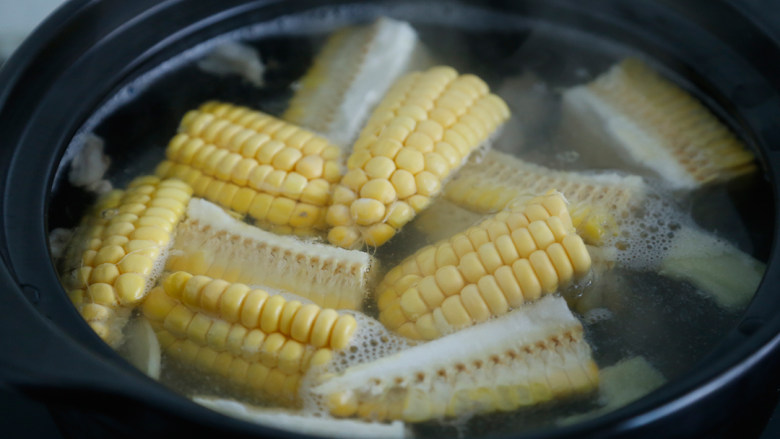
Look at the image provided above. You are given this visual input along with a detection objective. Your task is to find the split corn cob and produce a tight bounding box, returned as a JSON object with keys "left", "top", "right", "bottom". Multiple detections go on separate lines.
{"left": 326, "top": 66, "right": 510, "bottom": 249}
{"left": 194, "top": 397, "right": 408, "bottom": 439}
{"left": 311, "top": 295, "right": 599, "bottom": 422}
{"left": 376, "top": 191, "right": 592, "bottom": 340}
{"left": 443, "top": 149, "right": 648, "bottom": 245}
{"left": 167, "top": 198, "right": 376, "bottom": 310}
{"left": 283, "top": 17, "right": 430, "bottom": 149}
{"left": 442, "top": 150, "right": 765, "bottom": 308}
{"left": 561, "top": 58, "right": 755, "bottom": 190}
{"left": 142, "top": 272, "right": 357, "bottom": 404}
{"left": 156, "top": 101, "right": 343, "bottom": 235}
{"left": 66, "top": 176, "right": 192, "bottom": 347}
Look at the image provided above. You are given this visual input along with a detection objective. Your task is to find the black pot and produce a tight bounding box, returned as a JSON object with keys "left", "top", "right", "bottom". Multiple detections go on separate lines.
{"left": 1, "top": 0, "right": 779, "bottom": 438}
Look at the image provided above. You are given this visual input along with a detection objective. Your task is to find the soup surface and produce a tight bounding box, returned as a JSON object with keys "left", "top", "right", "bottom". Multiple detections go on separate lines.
{"left": 49, "top": 4, "right": 771, "bottom": 437}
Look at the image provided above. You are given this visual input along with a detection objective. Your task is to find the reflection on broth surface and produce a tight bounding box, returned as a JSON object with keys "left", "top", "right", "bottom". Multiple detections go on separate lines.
{"left": 49, "top": 8, "right": 770, "bottom": 438}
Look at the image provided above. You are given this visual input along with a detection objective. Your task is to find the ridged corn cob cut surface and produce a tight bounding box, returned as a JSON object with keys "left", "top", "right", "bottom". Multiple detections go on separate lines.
{"left": 326, "top": 66, "right": 510, "bottom": 249}
{"left": 66, "top": 176, "right": 192, "bottom": 347}
{"left": 167, "top": 198, "right": 376, "bottom": 310}
{"left": 194, "top": 397, "right": 408, "bottom": 439}
{"left": 562, "top": 58, "right": 755, "bottom": 189}
{"left": 311, "top": 295, "right": 598, "bottom": 422}
{"left": 444, "top": 150, "right": 649, "bottom": 245}
{"left": 283, "top": 17, "right": 429, "bottom": 149}
{"left": 376, "top": 191, "right": 592, "bottom": 340}
{"left": 142, "top": 272, "right": 356, "bottom": 404}
{"left": 156, "top": 101, "right": 344, "bottom": 235}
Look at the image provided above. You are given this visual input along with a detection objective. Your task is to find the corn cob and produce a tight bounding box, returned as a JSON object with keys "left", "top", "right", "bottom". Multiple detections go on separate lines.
{"left": 156, "top": 101, "right": 343, "bottom": 235}
{"left": 193, "top": 397, "right": 408, "bottom": 438}
{"left": 561, "top": 356, "right": 664, "bottom": 424}
{"left": 142, "top": 272, "right": 357, "bottom": 404}
{"left": 120, "top": 316, "right": 161, "bottom": 379}
{"left": 659, "top": 226, "right": 765, "bottom": 309}
{"left": 326, "top": 66, "right": 510, "bottom": 249}
{"left": 561, "top": 58, "right": 755, "bottom": 190}
{"left": 311, "top": 295, "right": 598, "bottom": 422}
{"left": 283, "top": 17, "right": 430, "bottom": 149}
{"left": 376, "top": 191, "right": 592, "bottom": 340}
{"left": 166, "top": 198, "right": 376, "bottom": 310}
{"left": 59, "top": 188, "right": 125, "bottom": 275}
{"left": 443, "top": 150, "right": 648, "bottom": 245}
{"left": 66, "top": 176, "right": 192, "bottom": 347}
{"left": 442, "top": 150, "right": 765, "bottom": 308}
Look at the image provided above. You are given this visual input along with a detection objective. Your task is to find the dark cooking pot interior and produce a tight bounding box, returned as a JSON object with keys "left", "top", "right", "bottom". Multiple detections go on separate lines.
{"left": 1, "top": 0, "right": 780, "bottom": 438}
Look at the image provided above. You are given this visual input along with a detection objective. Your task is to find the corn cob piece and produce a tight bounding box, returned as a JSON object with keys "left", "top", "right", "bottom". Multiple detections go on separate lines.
{"left": 142, "top": 272, "right": 356, "bottom": 404}
{"left": 659, "top": 226, "right": 765, "bottom": 309}
{"left": 443, "top": 150, "right": 648, "bottom": 245}
{"left": 311, "top": 295, "right": 598, "bottom": 422}
{"left": 59, "top": 188, "right": 125, "bottom": 275}
{"left": 156, "top": 101, "right": 343, "bottom": 235}
{"left": 376, "top": 191, "right": 592, "bottom": 340}
{"left": 283, "top": 17, "right": 430, "bottom": 150}
{"left": 561, "top": 356, "right": 664, "bottom": 424}
{"left": 166, "top": 198, "right": 376, "bottom": 310}
{"left": 66, "top": 176, "right": 193, "bottom": 347}
{"left": 193, "top": 397, "right": 408, "bottom": 439}
{"left": 442, "top": 150, "right": 765, "bottom": 308}
{"left": 326, "top": 66, "right": 510, "bottom": 248}
{"left": 561, "top": 58, "right": 755, "bottom": 190}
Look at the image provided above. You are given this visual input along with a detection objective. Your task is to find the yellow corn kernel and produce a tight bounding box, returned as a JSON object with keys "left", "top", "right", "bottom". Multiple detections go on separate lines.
{"left": 326, "top": 67, "right": 509, "bottom": 249}
{"left": 65, "top": 176, "right": 192, "bottom": 348}
{"left": 376, "top": 191, "right": 591, "bottom": 339}
{"left": 164, "top": 102, "right": 344, "bottom": 234}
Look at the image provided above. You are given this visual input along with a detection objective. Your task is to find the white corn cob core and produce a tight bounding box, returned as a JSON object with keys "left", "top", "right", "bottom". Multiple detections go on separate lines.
{"left": 284, "top": 17, "right": 427, "bottom": 149}
{"left": 562, "top": 58, "right": 755, "bottom": 190}
{"left": 312, "top": 295, "right": 598, "bottom": 422}
{"left": 167, "top": 198, "right": 375, "bottom": 310}
{"left": 194, "top": 397, "right": 408, "bottom": 439}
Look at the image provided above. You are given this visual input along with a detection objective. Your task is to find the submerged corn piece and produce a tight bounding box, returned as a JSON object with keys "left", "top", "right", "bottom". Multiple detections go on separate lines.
{"left": 283, "top": 17, "right": 428, "bottom": 149}
{"left": 659, "top": 226, "right": 765, "bottom": 309}
{"left": 562, "top": 58, "right": 755, "bottom": 190}
{"left": 194, "top": 397, "right": 408, "bottom": 439}
{"left": 142, "top": 272, "right": 357, "bottom": 404}
{"left": 444, "top": 150, "right": 648, "bottom": 245}
{"left": 66, "top": 176, "right": 193, "bottom": 347}
{"left": 326, "top": 66, "right": 510, "bottom": 248}
{"left": 156, "top": 101, "right": 343, "bottom": 235}
{"left": 312, "top": 295, "right": 598, "bottom": 422}
{"left": 167, "top": 198, "right": 376, "bottom": 310}
{"left": 376, "top": 191, "right": 591, "bottom": 340}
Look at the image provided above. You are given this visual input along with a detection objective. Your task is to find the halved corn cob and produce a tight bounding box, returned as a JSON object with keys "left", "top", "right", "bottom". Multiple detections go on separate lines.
{"left": 443, "top": 150, "right": 648, "bottom": 245}
{"left": 326, "top": 66, "right": 510, "bottom": 248}
{"left": 193, "top": 397, "right": 408, "bottom": 439}
{"left": 561, "top": 58, "right": 755, "bottom": 190}
{"left": 142, "top": 272, "right": 357, "bottom": 404}
{"left": 283, "top": 17, "right": 430, "bottom": 149}
{"left": 310, "top": 295, "right": 599, "bottom": 422}
{"left": 166, "top": 198, "right": 376, "bottom": 310}
{"left": 59, "top": 188, "right": 125, "bottom": 275}
{"left": 441, "top": 150, "right": 766, "bottom": 309}
{"left": 376, "top": 191, "right": 592, "bottom": 340}
{"left": 66, "top": 176, "right": 193, "bottom": 347}
{"left": 156, "top": 101, "right": 343, "bottom": 235}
